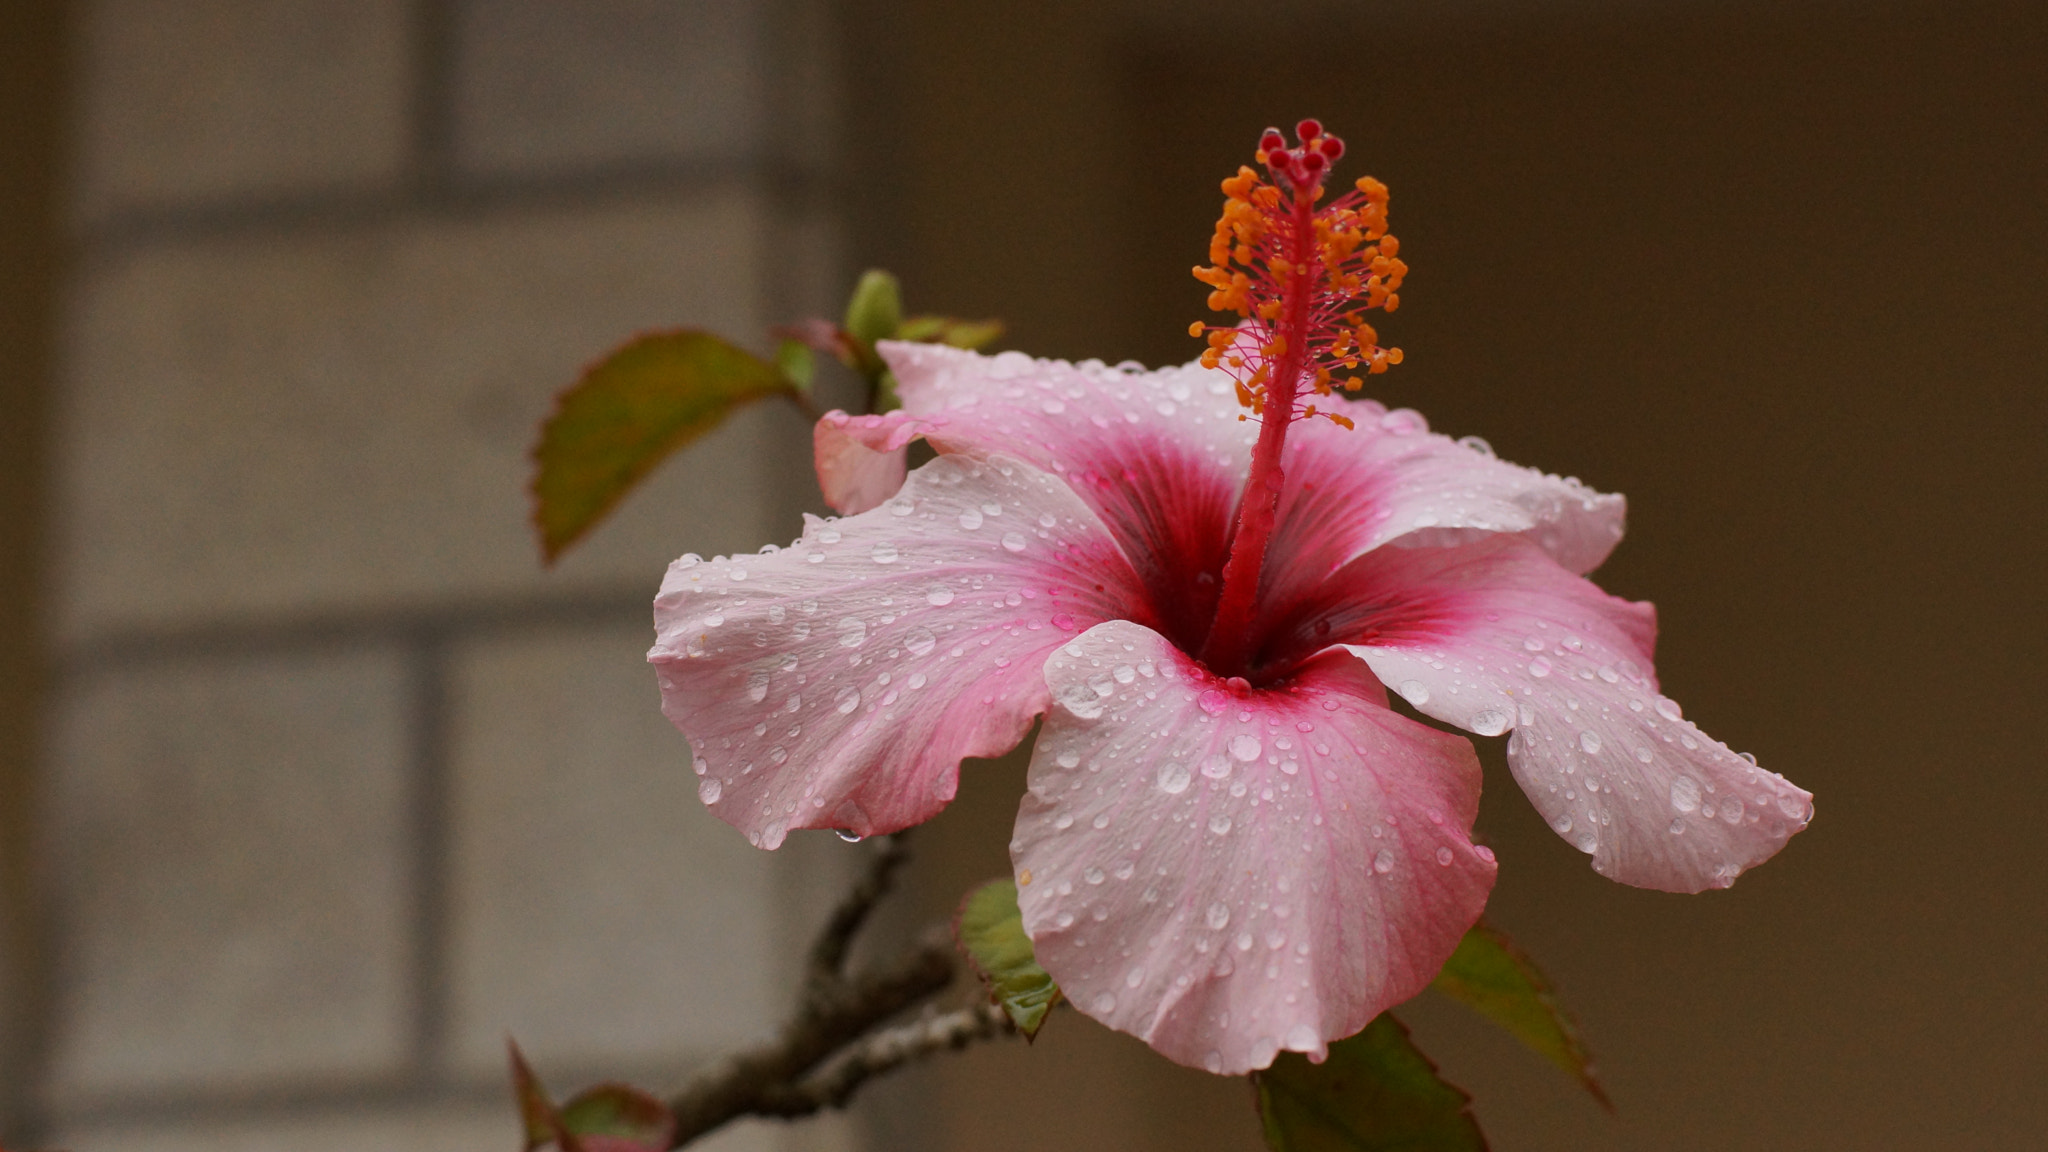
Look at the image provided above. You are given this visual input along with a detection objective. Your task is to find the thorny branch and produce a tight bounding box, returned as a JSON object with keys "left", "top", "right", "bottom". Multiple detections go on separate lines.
{"left": 664, "top": 832, "right": 1019, "bottom": 1148}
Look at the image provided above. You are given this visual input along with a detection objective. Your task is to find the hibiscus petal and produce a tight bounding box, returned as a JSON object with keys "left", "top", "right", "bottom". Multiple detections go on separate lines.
{"left": 1261, "top": 405, "right": 1627, "bottom": 621}
{"left": 1336, "top": 536, "right": 1811, "bottom": 893}
{"left": 1012, "top": 620, "right": 1494, "bottom": 1076}
{"left": 649, "top": 454, "right": 1143, "bottom": 848}
{"left": 812, "top": 409, "right": 943, "bottom": 515}
{"left": 880, "top": 341, "right": 1259, "bottom": 646}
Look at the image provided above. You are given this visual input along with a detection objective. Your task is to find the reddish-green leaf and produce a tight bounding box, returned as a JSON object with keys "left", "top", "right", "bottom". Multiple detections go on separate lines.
{"left": 955, "top": 877, "right": 1062, "bottom": 1038}
{"left": 531, "top": 329, "right": 795, "bottom": 563}
{"left": 1430, "top": 923, "right": 1610, "bottom": 1109}
{"left": 509, "top": 1041, "right": 675, "bottom": 1152}
{"left": 558, "top": 1084, "right": 677, "bottom": 1152}
{"left": 509, "top": 1040, "right": 581, "bottom": 1152}
{"left": 1254, "top": 1014, "right": 1488, "bottom": 1152}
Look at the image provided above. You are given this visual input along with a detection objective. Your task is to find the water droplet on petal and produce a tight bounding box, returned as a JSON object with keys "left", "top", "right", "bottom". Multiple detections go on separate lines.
{"left": 1528, "top": 656, "right": 1553, "bottom": 677}
{"left": 927, "top": 585, "right": 955, "bottom": 606}
{"left": 958, "top": 508, "right": 983, "bottom": 530}
{"left": 1001, "top": 531, "right": 1028, "bottom": 552}
{"left": 1670, "top": 775, "right": 1701, "bottom": 813}
{"left": 1373, "top": 849, "right": 1395, "bottom": 874}
{"left": 1056, "top": 749, "right": 1081, "bottom": 769}
{"left": 1470, "top": 708, "right": 1508, "bottom": 737}
{"left": 838, "top": 617, "right": 867, "bottom": 647}
{"left": 1655, "top": 697, "right": 1684, "bottom": 721}
{"left": 1435, "top": 846, "right": 1454, "bottom": 866}
{"left": 870, "top": 542, "right": 900, "bottom": 564}
{"left": 1397, "top": 679, "right": 1430, "bottom": 706}
{"left": 1206, "top": 902, "right": 1231, "bottom": 930}
{"left": 1579, "top": 730, "right": 1603, "bottom": 754}
{"left": 698, "top": 778, "right": 722, "bottom": 804}
{"left": 1230, "top": 733, "right": 1262, "bottom": 761}
{"left": 1200, "top": 754, "right": 1232, "bottom": 779}
{"left": 1198, "top": 689, "right": 1228, "bottom": 715}
{"left": 1091, "top": 993, "right": 1117, "bottom": 1014}
{"left": 1208, "top": 814, "right": 1233, "bottom": 835}
{"left": 903, "top": 626, "right": 937, "bottom": 657}
{"left": 1157, "top": 762, "right": 1192, "bottom": 793}
{"left": 746, "top": 670, "right": 770, "bottom": 703}
{"left": 1286, "top": 1024, "right": 1320, "bottom": 1051}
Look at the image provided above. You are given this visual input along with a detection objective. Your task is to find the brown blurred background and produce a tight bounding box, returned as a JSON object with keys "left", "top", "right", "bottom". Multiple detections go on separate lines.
{"left": 4, "top": 0, "right": 2046, "bottom": 1150}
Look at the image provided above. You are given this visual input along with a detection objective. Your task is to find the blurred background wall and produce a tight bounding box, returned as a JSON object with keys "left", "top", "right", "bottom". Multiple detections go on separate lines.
{"left": 2, "top": 1, "right": 2044, "bottom": 1151}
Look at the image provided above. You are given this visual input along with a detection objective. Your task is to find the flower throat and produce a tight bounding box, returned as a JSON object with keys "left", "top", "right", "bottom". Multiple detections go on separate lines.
{"left": 1192, "top": 120, "right": 1409, "bottom": 677}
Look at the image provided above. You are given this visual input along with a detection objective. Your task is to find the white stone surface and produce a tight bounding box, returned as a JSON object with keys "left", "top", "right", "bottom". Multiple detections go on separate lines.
{"left": 454, "top": 0, "right": 767, "bottom": 176}
{"left": 447, "top": 621, "right": 784, "bottom": 1077}
{"left": 73, "top": 0, "right": 412, "bottom": 220}
{"left": 57, "top": 190, "right": 807, "bottom": 643}
{"left": 43, "top": 647, "right": 413, "bottom": 1100}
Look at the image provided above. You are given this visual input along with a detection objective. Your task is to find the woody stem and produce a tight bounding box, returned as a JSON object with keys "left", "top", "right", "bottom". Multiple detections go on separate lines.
{"left": 1199, "top": 187, "right": 1317, "bottom": 675}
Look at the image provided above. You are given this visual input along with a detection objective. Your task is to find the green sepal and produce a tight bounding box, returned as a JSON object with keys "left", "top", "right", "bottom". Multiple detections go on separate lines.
{"left": 1430, "top": 923, "right": 1610, "bottom": 1109}
{"left": 1253, "top": 1014, "right": 1488, "bottom": 1152}
{"left": 955, "top": 877, "right": 1062, "bottom": 1038}
{"left": 775, "top": 337, "right": 816, "bottom": 391}
{"left": 897, "top": 315, "right": 1005, "bottom": 350}
{"left": 842, "top": 269, "right": 904, "bottom": 349}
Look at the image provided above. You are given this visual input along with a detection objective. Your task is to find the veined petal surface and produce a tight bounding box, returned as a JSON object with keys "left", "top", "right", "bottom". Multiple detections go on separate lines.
{"left": 882, "top": 341, "right": 1258, "bottom": 648}
{"left": 1337, "top": 536, "right": 1812, "bottom": 892}
{"left": 1013, "top": 621, "right": 1494, "bottom": 1075}
{"left": 650, "top": 454, "right": 1141, "bottom": 848}
{"left": 813, "top": 409, "right": 943, "bottom": 515}
{"left": 1260, "top": 404, "right": 1626, "bottom": 625}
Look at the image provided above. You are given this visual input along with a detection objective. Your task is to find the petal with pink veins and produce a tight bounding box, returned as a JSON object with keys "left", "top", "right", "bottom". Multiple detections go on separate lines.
{"left": 880, "top": 341, "right": 1262, "bottom": 653}
{"left": 1335, "top": 536, "right": 1812, "bottom": 893}
{"left": 1260, "top": 403, "right": 1627, "bottom": 622}
{"left": 812, "top": 409, "right": 943, "bottom": 515}
{"left": 1012, "top": 620, "right": 1494, "bottom": 1076}
{"left": 650, "top": 454, "right": 1144, "bottom": 848}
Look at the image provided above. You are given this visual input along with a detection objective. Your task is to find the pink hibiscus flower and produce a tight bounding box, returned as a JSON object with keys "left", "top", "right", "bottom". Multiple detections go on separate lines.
{"left": 649, "top": 122, "right": 1811, "bottom": 1076}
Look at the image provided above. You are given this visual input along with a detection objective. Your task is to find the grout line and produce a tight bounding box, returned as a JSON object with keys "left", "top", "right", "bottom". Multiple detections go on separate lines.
{"left": 72, "top": 160, "right": 836, "bottom": 263}
{"left": 410, "top": 0, "right": 459, "bottom": 196}
{"left": 54, "top": 589, "right": 655, "bottom": 679}
{"left": 405, "top": 630, "right": 454, "bottom": 1083}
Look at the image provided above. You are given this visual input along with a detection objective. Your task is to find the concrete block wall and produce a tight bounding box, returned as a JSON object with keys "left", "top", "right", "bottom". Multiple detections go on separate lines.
{"left": 42, "top": 1, "right": 855, "bottom": 1148}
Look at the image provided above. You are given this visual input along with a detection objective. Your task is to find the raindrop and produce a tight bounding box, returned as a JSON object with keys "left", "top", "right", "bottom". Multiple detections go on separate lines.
{"left": 927, "top": 585, "right": 956, "bottom": 607}
{"left": 1091, "top": 993, "right": 1117, "bottom": 1014}
{"left": 888, "top": 497, "right": 916, "bottom": 516}
{"left": 1669, "top": 775, "right": 1701, "bottom": 813}
{"left": 1206, "top": 902, "right": 1231, "bottom": 930}
{"left": 1057, "top": 750, "right": 1082, "bottom": 769}
{"left": 958, "top": 508, "right": 983, "bottom": 530}
{"left": 1230, "top": 734, "right": 1262, "bottom": 762}
{"left": 1200, "top": 754, "right": 1232, "bottom": 780}
{"left": 1198, "top": 689, "right": 1228, "bottom": 715}
{"left": 1084, "top": 867, "right": 1105, "bottom": 885}
{"left": 834, "top": 686, "right": 861, "bottom": 714}
{"left": 870, "top": 542, "right": 900, "bottom": 564}
{"left": 834, "top": 829, "right": 863, "bottom": 843}
{"left": 1528, "top": 656, "right": 1553, "bottom": 677}
{"left": 1113, "top": 664, "right": 1137, "bottom": 684}
{"left": 746, "top": 670, "right": 770, "bottom": 703}
{"left": 1435, "top": 846, "right": 1454, "bottom": 866}
{"left": 1208, "top": 814, "right": 1233, "bottom": 835}
{"left": 1157, "top": 762, "right": 1192, "bottom": 793}
{"left": 698, "top": 778, "right": 722, "bottom": 804}
{"left": 1001, "top": 531, "right": 1028, "bottom": 552}
{"left": 837, "top": 617, "right": 867, "bottom": 647}
{"left": 1397, "top": 679, "right": 1430, "bottom": 706}
{"left": 1552, "top": 814, "right": 1574, "bottom": 834}
{"left": 1655, "top": 697, "right": 1684, "bottom": 721}
{"left": 1057, "top": 682, "right": 1106, "bottom": 719}
{"left": 1373, "top": 849, "right": 1395, "bottom": 874}
{"left": 1470, "top": 708, "right": 1509, "bottom": 737}
{"left": 903, "top": 626, "right": 937, "bottom": 657}
{"left": 1579, "top": 730, "right": 1603, "bottom": 755}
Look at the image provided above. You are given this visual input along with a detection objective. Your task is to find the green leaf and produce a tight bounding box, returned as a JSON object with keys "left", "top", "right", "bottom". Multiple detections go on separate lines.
{"left": 896, "top": 315, "right": 1005, "bottom": 350}
{"left": 842, "top": 269, "right": 904, "bottom": 348}
{"left": 559, "top": 1084, "right": 677, "bottom": 1152}
{"left": 509, "top": 1040, "right": 560, "bottom": 1152}
{"left": 775, "top": 337, "right": 816, "bottom": 390}
{"left": 955, "top": 877, "right": 1062, "bottom": 1038}
{"left": 531, "top": 329, "right": 795, "bottom": 563}
{"left": 1255, "top": 1014, "right": 1488, "bottom": 1152}
{"left": 1430, "top": 923, "right": 1610, "bottom": 1109}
